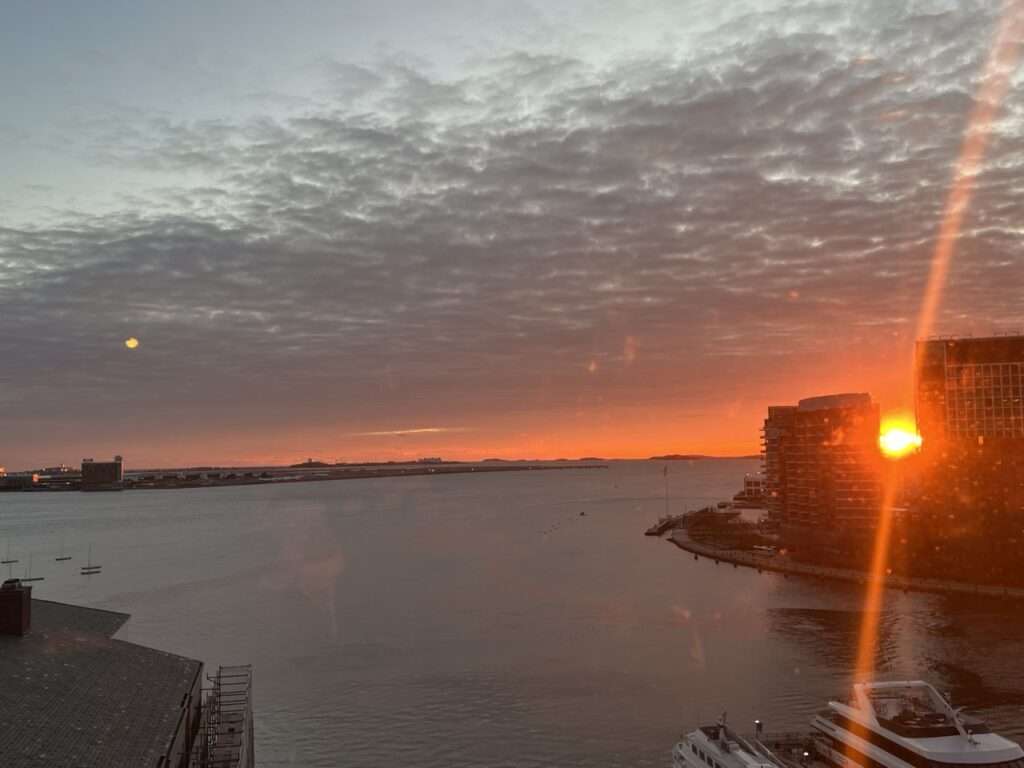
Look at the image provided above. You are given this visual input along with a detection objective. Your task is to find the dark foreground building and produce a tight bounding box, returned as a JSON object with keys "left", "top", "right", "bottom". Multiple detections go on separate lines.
{"left": 916, "top": 334, "right": 1024, "bottom": 444}
{"left": 762, "top": 393, "right": 882, "bottom": 560}
{"left": 912, "top": 336, "right": 1024, "bottom": 582}
{"left": 915, "top": 336, "right": 1024, "bottom": 512}
{"left": 0, "top": 580, "right": 253, "bottom": 768}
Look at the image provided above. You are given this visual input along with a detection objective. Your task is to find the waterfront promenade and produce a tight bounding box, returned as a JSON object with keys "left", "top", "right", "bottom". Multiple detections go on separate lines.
{"left": 666, "top": 529, "right": 1024, "bottom": 600}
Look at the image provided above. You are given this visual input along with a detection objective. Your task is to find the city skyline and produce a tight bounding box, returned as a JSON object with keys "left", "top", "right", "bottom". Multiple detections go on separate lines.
{"left": 4, "top": 1, "right": 1024, "bottom": 467}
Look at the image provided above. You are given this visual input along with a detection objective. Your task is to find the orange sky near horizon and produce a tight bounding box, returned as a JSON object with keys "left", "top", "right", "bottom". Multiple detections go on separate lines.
{"left": 13, "top": 338, "right": 921, "bottom": 470}
{"left": 5, "top": 3, "right": 1024, "bottom": 472}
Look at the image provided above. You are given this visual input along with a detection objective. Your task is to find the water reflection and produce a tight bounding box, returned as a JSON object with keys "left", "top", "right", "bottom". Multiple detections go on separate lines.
{"left": 768, "top": 607, "right": 899, "bottom": 672}
{"left": 2, "top": 460, "right": 1022, "bottom": 766}
{"left": 767, "top": 595, "right": 1024, "bottom": 737}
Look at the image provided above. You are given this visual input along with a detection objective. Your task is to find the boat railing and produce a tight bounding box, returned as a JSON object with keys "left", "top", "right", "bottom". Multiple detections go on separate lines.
{"left": 753, "top": 732, "right": 815, "bottom": 768}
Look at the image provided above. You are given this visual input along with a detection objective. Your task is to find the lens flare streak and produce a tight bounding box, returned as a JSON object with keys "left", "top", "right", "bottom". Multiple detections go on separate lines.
{"left": 914, "top": 2, "right": 1024, "bottom": 343}
{"left": 857, "top": 0, "right": 1024, "bottom": 685}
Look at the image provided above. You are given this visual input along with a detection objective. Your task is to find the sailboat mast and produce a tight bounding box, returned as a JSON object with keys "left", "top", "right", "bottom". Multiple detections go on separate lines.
{"left": 663, "top": 465, "right": 669, "bottom": 518}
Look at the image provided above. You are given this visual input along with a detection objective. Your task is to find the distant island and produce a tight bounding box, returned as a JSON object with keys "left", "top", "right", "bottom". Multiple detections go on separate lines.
{"left": 649, "top": 454, "right": 761, "bottom": 461}
{"left": 289, "top": 459, "right": 331, "bottom": 468}
{"left": 482, "top": 457, "right": 606, "bottom": 463}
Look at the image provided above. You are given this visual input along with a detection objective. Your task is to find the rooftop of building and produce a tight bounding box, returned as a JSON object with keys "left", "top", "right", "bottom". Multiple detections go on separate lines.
{"left": 918, "top": 332, "right": 1024, "bottom": 343}
{"left": 797, "top": 392, "right": 873, "bottom": 412}
{"left": 916, "top": 334, "right": 1024, "bottom": 364}
{"left": 0, "top": 596, "right": 201, "bottom": 768}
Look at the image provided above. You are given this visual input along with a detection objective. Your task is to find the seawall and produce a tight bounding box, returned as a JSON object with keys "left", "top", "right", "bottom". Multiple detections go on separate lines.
{"left": 666, "top": 529, "right": 1024, "bottom": 601}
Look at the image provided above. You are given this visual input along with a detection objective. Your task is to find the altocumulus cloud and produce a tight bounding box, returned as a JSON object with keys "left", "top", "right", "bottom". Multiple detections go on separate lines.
{"left": 2, "top": 0, "right": 1023, "bottom": 456}
{"left": 351, "top": 428, "right": 475, "bottom": 437}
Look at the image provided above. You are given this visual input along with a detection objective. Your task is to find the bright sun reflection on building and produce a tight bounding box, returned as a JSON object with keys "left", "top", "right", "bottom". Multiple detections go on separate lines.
{"left": 878, "top": 419, "right": 922, "bottom": 459}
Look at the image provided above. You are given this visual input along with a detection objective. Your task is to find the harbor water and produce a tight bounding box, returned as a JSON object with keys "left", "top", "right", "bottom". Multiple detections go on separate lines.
{"left": 1, "top": 459, "right": 1022, "bottom": 767}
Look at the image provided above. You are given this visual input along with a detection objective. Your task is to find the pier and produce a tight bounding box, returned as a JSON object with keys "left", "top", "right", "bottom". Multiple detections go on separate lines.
{"left": 665, "top": 529, "right": 1024, "bottom": 601}
{"left": 644, "top": 513, "right": 688, "bottom": 536}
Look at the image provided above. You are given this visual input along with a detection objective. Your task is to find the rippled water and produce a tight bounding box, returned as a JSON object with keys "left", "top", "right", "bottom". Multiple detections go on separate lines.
{"left": 1, "top": 460, "right": 1022, "bottom": 767}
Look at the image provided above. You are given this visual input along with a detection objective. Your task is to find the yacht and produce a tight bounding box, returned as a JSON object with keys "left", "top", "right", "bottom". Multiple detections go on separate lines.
{"left": 673, "top": 716, "right": 809, "bottom": 768}
{"left": 811, "top": 681, "right": 1024, "bottom": 768}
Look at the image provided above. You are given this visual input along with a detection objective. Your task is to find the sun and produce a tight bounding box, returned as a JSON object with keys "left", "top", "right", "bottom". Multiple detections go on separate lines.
{"left": 124, "top": 337, "right": 140, "bottom": 349}
{"left": 878, "top": 417, "right": 922, "bottom": 459}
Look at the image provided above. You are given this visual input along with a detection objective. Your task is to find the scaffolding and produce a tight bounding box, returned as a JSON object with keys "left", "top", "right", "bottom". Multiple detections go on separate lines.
{"left": 191, "top": 665, "right": 254, "bottom": 768}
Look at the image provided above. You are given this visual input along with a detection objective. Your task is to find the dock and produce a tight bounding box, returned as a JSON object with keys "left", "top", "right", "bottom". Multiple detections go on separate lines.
{"left": 644, "top": 513, "right": 689, "bottom": 536}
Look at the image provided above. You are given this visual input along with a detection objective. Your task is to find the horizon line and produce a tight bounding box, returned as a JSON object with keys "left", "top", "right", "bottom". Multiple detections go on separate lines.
{"left": 5, "top": 454, "right": 764, "bottom": 473}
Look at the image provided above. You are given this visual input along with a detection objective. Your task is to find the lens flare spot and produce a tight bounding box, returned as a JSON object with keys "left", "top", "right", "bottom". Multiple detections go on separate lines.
{"left": 878, "top": 418, "right": 922, "bottom": 459}
{"left": 124, "top": 337, "right": 140, "bottom": 350}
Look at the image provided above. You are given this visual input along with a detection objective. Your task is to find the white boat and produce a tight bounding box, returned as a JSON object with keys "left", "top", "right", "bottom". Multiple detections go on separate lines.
{"left": 673, "top": 716, "right": 808, "bottom": 768}
{"left": 811, "top": 681, "right": 1024, "bottom": 768}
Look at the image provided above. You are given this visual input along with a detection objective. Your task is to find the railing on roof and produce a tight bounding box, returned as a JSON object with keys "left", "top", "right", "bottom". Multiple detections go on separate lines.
{"left": 190, "top": 665, "right": 254, "bottom": 768}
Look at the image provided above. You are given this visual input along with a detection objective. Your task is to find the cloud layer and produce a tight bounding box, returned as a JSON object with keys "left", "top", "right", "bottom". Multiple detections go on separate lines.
{"left": 3, "top": 0, "right": 1023, "bottom": 465}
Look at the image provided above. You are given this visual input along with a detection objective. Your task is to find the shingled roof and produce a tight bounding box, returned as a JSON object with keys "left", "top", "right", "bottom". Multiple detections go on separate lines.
{"left": 0, "top": 599, "right": 202, "bottom": 768}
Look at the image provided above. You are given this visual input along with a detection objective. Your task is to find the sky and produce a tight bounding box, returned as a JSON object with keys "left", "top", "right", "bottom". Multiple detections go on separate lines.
{"left": 2, "top": 0, "right": 1024, "bottom": 468}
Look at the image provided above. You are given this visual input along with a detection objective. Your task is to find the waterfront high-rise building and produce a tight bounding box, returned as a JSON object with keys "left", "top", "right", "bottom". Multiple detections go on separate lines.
{"left": 914, "top": 335, "right": 1024, "bottom": 522}
{"left": 761, "top": 405, "right": 797, "bottom": 525}
{"left": 915, "top": 335, "right": 1024, "bottom": 444}
{"left": 762, "top": 393, "right": 882, "bottom": 559}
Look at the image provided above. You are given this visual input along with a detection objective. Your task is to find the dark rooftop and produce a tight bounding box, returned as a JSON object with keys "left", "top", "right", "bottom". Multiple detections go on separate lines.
{"left": 0, "top": 598, "right": 202, "bottom": 768}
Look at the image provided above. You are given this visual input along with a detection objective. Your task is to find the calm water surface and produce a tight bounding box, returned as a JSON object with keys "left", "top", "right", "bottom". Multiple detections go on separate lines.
{"left": 1, "top": 460, "right": 1022, "bottom": 767}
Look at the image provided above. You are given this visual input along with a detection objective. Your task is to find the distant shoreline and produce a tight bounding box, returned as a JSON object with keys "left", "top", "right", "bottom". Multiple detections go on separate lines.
{"left": 5, "top": 455, "right": 760, "bottom": 476}
{"left": 6, "top": 462, "right": 609, "bottom": 493}
{"left": 648, "top": 454, "right": 761, "bottom": 461}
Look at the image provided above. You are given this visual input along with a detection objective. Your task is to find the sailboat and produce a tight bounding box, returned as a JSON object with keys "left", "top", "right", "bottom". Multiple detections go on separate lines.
{"left": 80, "top": 544, "right": 102, "bottom": 575}
{"left": 55, "top": 532, "right": 72, "bottom": 562}
{"left": 21, "top": 553, "right": 45, "bottom": 583}
{"left": 1, "top": 539, "right": 18, "bottom": 565}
